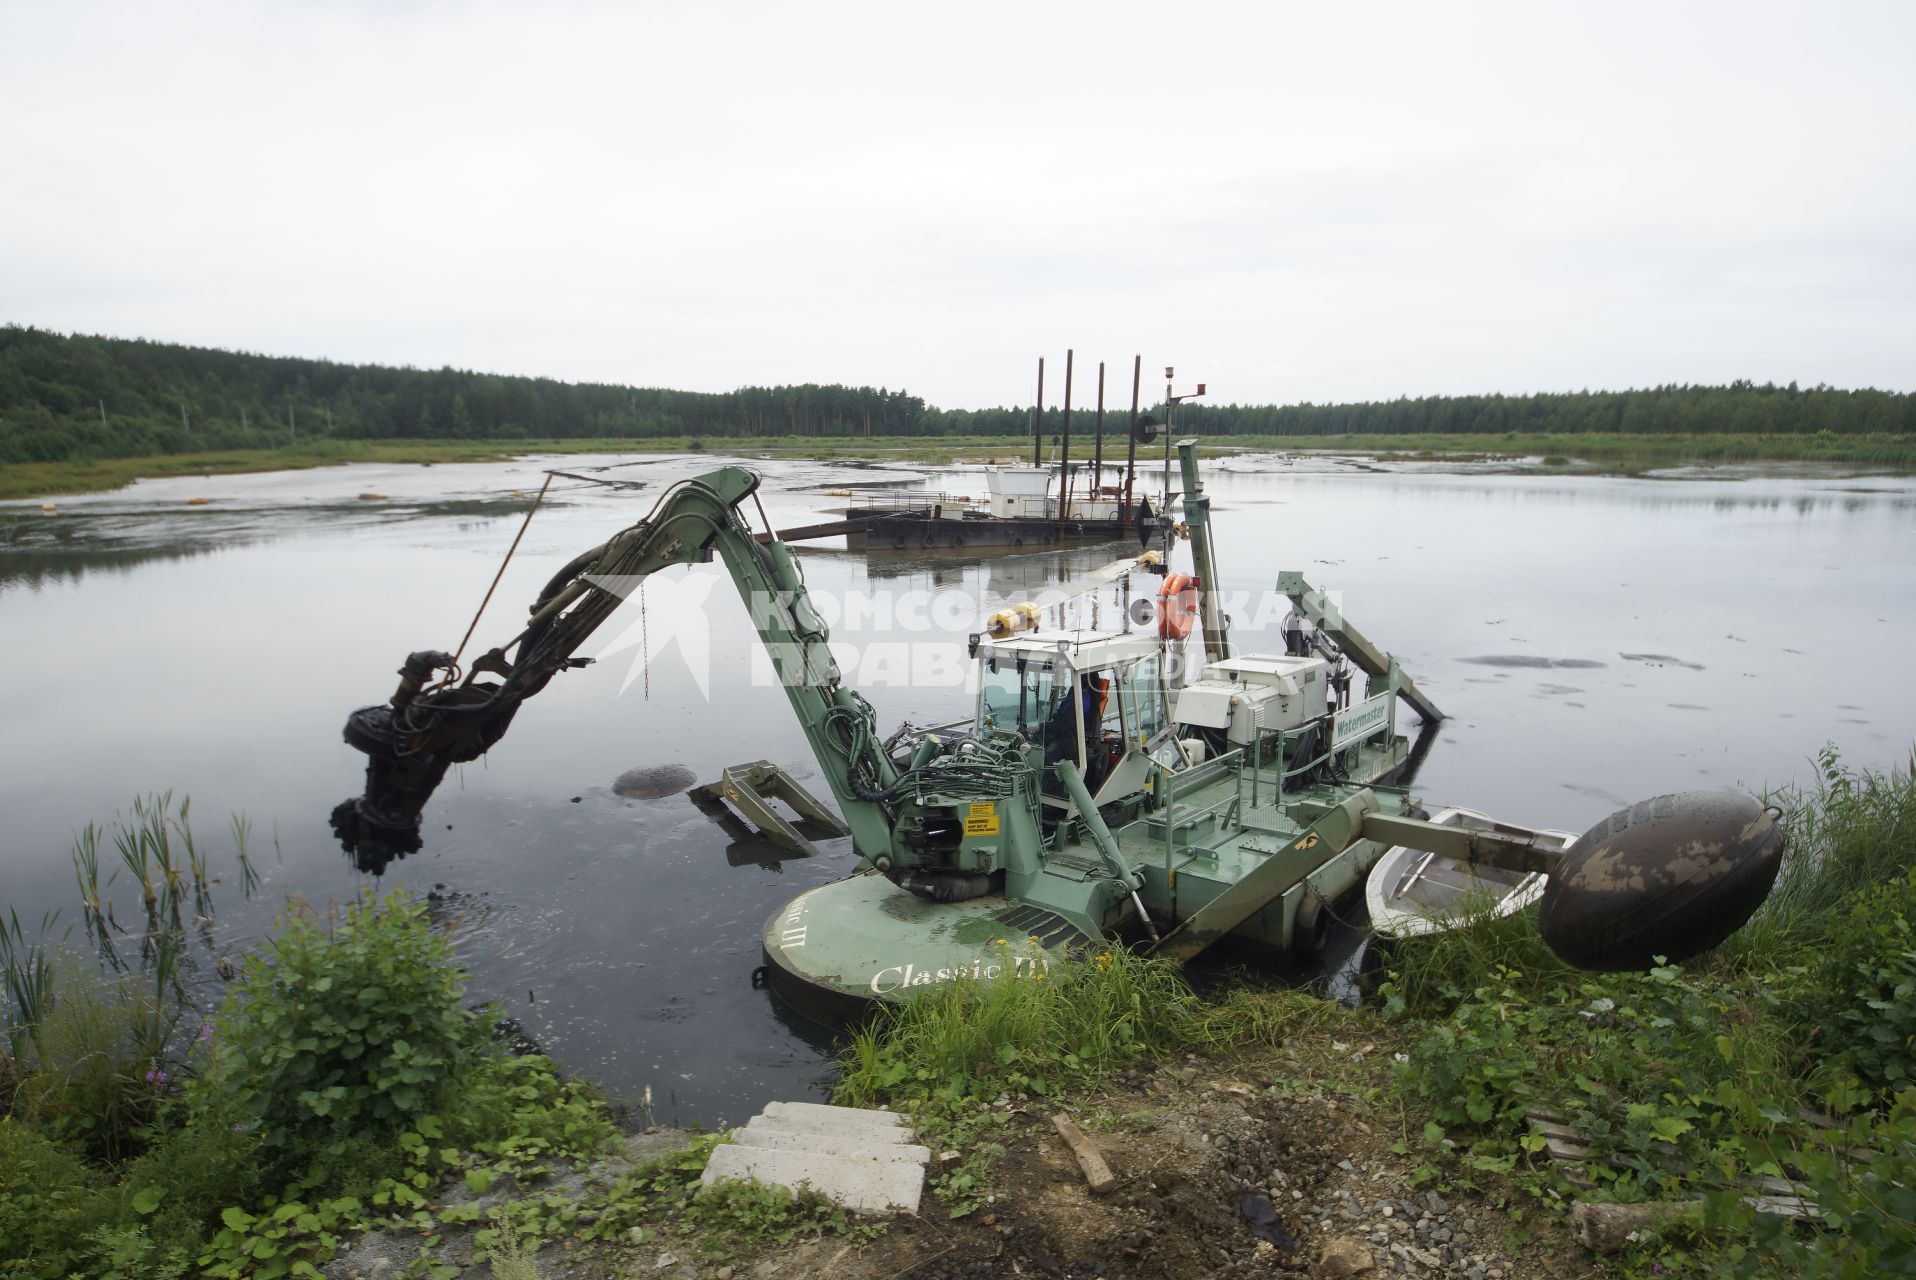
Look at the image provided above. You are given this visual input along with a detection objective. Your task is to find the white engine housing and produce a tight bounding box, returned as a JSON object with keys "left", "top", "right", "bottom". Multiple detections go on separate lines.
{"left": 1172, "top": 654, "right": 1332, "bottom": 744}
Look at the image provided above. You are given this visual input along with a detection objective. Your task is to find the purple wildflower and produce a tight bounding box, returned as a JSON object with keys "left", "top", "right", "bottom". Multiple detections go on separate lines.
{"left": 143, "top": 1067, "right": 169, "bottom": 1086}
{"left": 197, "top": 1020, "right": 216, "bottom": 1043}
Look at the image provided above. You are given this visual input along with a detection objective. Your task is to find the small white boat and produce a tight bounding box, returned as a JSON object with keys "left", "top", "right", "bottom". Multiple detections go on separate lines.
{"left": 1366, "top": 806, "right": 1577, "bottom": 940}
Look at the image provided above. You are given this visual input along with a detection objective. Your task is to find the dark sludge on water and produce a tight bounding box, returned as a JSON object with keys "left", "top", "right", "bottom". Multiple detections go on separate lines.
{"left": 612, "top": 764, "right": 698, "bottom": 799}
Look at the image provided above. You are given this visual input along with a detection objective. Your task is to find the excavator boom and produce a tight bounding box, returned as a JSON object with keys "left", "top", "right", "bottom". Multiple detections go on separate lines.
{"left": 332, "top": 467, "right": 901, "bottom": 870}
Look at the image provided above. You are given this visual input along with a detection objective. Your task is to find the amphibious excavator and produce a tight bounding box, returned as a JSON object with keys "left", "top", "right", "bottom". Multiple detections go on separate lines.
{"left": 333, "top": 446, "right": 1784, "bottom": 1018}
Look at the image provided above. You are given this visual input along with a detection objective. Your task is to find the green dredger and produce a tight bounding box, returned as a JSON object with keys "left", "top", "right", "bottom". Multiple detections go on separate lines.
{"left": 334, "top": 444, "right": 1785, "bottom": 1020}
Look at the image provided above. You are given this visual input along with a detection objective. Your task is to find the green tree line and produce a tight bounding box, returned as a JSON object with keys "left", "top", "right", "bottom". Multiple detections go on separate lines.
{"left": 2, "top": 325, "right": 1910, "bottom": 466}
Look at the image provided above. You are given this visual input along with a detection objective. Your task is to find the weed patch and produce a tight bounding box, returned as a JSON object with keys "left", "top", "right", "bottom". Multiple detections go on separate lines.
{"left": 1379, "top": 750, "right": 1916, "bottom": 1277}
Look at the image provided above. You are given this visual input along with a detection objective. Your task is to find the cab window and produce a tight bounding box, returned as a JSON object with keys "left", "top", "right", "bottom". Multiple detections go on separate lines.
{"left": 978, "top": 658, "right": 1064, "bottom": 740}
{"left": 1119, "top": 656, "right": 1166, "bottom": 742}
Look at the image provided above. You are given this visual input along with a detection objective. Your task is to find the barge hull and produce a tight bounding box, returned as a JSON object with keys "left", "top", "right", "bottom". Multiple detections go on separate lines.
{"left": 857, "top": 514, "right": 1133, "bottom": 551}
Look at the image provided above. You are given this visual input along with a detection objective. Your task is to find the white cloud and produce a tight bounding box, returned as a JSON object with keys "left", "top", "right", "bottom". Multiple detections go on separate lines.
{"left": 3, "top": 0, "right": 1912, "bottom": 405}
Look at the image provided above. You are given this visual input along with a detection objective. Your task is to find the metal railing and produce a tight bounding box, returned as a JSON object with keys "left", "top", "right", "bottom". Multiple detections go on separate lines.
{"left": 848, "top": 491, "right": 977, "bottom": 513}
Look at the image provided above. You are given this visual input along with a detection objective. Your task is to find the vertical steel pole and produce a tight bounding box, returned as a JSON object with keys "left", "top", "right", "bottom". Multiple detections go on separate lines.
{"left": 1058, "top": 349, "right": 1074, "bottom": 529}
{"left": 1032, "top": 357, "right": 1045, "bottom": 468}
{"left": 1163, "top": 368, "right": 1175, "bottom": 559}
{"left": 1124, "top": 355, "right": 1141, "bottom": 532}
{"left": 1093, "top": 361, "right": 1106, "bottom": 490}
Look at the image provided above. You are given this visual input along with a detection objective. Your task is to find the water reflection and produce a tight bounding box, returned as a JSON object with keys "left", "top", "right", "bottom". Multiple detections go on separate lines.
{"left": 0, "top": 497, "right": 538, "bottom": 593}
{"left": 0, "top": 535, "right": 237, "bottom": 594}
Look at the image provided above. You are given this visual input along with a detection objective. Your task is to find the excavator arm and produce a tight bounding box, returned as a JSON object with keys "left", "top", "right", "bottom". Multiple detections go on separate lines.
{"left": 336, "top": 463, "right": 1058, "bottom": 933}
{"left": 332, "top": 466, "right": 905, "bottom": 871}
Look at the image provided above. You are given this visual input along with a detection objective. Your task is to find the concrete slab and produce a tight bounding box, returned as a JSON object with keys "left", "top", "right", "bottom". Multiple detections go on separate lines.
{"left": 733, "top": 1120, "right": 931, "bottom": 1164}
{"left": 736, "top": 1113, "right": 911, "bottom": 1141}
{"left": 702, "top": 1143, "right": 925, "bottom": 1216}
{"left": 762, "top": 1101, "right": 910, "bottom": 1134}
{"left": 741, "top": 1111, "right": 917, "bottom": 1147}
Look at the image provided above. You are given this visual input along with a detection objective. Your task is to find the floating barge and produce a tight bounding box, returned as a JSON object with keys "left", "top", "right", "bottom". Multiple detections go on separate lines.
{"left": 781, "top": 466, "right": 1147, "bottom": 551}
{"left": 775, "top": 351, "right": 1166, "bottom": 551}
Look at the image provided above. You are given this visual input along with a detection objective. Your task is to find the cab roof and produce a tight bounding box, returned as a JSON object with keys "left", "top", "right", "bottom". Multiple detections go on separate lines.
{"left": 976, "top": 628, "right": 1164, "bottom": 670}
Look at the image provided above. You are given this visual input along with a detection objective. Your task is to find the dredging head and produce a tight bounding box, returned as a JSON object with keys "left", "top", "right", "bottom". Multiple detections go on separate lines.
{"left": 331, "top": 651, "right": 525, "bottom": 874}
{"left": 1538, "top": 790, "right": 1785, "bottom": 971}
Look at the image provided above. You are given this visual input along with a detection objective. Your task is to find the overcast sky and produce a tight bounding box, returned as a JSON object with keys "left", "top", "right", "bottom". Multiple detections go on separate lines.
{"left": 4, "top": 1, "right": 1913, "bottom": 408}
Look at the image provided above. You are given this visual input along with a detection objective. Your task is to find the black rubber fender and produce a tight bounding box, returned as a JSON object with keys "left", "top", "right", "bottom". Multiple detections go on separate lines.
{"left": 1539, "top": 791, "right": 1785, "bottom": 971}
{"left": 1291, "top": 890, "right": 1332, "bottom": 958}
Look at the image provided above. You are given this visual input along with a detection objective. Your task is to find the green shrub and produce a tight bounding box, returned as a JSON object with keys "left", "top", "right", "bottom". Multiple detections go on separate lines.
{"left": 1814, "top": 869, "right": 1916, "bottom": 1094}
{"left": 200, "top": 889, "right": 470, "bottom": 1146}
{"left": 75, "top": 1224, "right": 192, "bottom": 1280}
{"left": 0, "top": 1115, "right": 104, "bottom": 1279}
{"left": 1393, "top": 962, "right": 1802, "bottom": 1198}
{"left": 111, "top": 1110, "right": 270, "bottom": 1256}
{"left": 1710, "top": 1088, "right": 1916, "bottom": 1278}
{"left": 449, "top": 1053, "right": 617, "bottom": 1174}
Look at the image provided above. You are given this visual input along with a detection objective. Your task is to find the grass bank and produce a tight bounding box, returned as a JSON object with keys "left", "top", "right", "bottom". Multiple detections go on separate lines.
{"left": 1243, "top": 430, "right": 1916, "bottom": 470}
{"left": 8, "top": 430, "right": 1913, "bottom": 501}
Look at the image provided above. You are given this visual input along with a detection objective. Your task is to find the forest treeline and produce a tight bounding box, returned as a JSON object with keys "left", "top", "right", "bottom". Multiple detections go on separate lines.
{"left": 2, "top": 325, "right": 1911, "bottom": 465}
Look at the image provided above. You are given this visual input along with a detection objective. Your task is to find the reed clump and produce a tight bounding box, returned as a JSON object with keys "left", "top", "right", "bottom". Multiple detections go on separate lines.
{"left": 1723, "top": 746, "right": 1916, "bottom": 963}
{"left": 6, "top": 794, "right": 260, "bottom": 1161}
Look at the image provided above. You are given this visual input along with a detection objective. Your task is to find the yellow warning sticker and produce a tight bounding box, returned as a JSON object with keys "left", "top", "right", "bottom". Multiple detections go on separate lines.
{"left": 964, "top": 802, "right": 1000, "bottom": 837}
{"left": 1297, "top": 832, "right": 1321, "bottom": 851}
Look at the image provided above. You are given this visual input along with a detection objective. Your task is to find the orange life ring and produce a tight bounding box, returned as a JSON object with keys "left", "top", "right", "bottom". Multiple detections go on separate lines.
{"left": 1157, "top": 573, "right": 1199, "bottom": 640}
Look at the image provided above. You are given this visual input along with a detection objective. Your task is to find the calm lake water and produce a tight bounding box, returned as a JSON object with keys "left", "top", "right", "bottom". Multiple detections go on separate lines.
{"left": 3, "top": 452, "right": 1913, "bottom": 1125}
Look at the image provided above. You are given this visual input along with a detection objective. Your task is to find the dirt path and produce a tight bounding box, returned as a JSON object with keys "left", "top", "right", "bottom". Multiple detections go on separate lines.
{"left": 773, "top": 1051, "right": 1589, "bottom": 1280}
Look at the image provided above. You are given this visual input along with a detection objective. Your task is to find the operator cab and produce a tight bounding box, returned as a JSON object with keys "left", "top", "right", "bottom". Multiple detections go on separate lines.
{"left": 973, "top": 628, "right": 1180, "bottom": 809}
